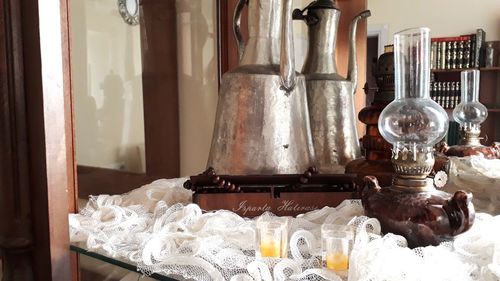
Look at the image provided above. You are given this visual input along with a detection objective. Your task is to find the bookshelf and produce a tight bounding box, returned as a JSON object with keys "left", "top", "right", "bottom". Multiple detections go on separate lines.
{"left": 432, "top": 64, "right": 500, "bottom": 145}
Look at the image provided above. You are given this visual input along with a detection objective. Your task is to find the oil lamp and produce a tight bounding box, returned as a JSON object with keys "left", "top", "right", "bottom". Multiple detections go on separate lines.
{"left": 453, "top": 70, "right": 488, "bottom": 144}
{"left": 438, "top": 69, "right": 499, "bottom": 158}
{"left": 345, "top": 50, "right": 395, "bottom": 187}
{"left": 361, "top": 27, "right": 475, "bottom": 248}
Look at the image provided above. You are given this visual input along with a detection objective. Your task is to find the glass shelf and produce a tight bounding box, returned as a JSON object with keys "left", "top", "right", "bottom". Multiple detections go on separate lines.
{"left": 70, "top": 242, "right": 180, "bottom": 281}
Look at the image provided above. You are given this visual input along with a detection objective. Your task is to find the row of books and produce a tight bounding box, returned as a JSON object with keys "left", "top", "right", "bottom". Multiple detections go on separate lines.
{"left": 430, "top": 81, "right": 461, "bottom": 109}
{"left": 445, "top": 122, "right": 461, "bottom": 146}
{"left": 431, "top": 29, "right": 486, "bottom": 70}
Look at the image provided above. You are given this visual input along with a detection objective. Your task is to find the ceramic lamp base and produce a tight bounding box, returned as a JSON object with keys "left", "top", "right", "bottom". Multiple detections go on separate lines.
{"left": 361, "top": 176, "right": 475, "bottom": 248}
{"left": 439, "top": 142, "right": 500, "bottom": 159}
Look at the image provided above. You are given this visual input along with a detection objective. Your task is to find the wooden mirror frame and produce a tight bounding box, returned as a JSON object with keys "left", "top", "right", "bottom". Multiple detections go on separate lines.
{"left": 0, "top": 0, "right": 75, "bottom": 279}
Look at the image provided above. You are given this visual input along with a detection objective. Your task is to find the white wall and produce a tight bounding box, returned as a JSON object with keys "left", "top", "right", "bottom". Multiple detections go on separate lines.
{"left": 176, "top": 0, "right": 219, "bottom": 176}
{"left": 71, "top": 0, "right": 145, "bottom": 172}
{"left": 368, "top": 0, "right": 500, "bottom": 45}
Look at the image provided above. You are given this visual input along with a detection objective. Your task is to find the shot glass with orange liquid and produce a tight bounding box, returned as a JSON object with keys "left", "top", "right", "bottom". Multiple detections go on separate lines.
{"left": 321, "top": 224, "right": 354, "bottom": 275}
{"left": 255, "top": 218, "right": 288, "bottom": 258}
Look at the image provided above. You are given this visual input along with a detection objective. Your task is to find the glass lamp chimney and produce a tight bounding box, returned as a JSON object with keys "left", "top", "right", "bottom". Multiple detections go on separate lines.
{"left": 378, "top": 27, "right": 448, "bottom": 188}
{"left": 453, "top": 69, "right": 488, "bottom": 145}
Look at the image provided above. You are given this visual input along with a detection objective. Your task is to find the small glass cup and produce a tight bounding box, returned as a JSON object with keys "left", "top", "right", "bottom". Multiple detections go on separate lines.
{"left": 321, "top": 224, "right": 354, "bottom": 274}
{"left": 324, "top": 236, "right": 350, "bottom": 273}
{"left": 255, "top": 218, "right": 288, "bottom": 258}
{"left": 321, "top": 224, "right": 354, "bottom": 254}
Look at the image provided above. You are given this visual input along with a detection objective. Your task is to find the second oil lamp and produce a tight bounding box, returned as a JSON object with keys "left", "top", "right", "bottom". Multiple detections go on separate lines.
{"left": 438, "top": 69, "right": 500, "bottom": 158}
{"left": 361, "top": 27, "right": 475, "bottom": 248}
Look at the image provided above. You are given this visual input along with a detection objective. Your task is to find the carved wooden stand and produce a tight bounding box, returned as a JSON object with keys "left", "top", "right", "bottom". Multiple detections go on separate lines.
{"left": 185, "top": 168, "right": 358, "bottom": 217}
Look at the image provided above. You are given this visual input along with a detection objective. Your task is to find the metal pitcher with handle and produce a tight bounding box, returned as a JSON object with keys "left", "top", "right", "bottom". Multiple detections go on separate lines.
{"left": 294, "top": 0, "right": 370, "bottom": 173}
{"left": 207, "top": 0, "right": 315, "bottom": 175}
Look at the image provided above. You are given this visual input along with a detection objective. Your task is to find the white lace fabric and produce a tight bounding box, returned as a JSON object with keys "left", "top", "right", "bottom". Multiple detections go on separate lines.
{"left": 445, "top": 156, "right": 500, "bottom": 214}
{"left": 70, "top": 177, "right": 500, "bottom": 281}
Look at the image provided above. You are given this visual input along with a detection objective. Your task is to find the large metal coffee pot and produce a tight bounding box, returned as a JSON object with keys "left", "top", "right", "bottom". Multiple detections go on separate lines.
{"left": 294, "top": 0, "right": 370, "bottom": 173}
{"left": 207, "top": 0, "right": 315, "bottom": 175}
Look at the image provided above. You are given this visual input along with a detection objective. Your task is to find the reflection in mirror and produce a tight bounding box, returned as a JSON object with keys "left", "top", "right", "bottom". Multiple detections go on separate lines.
{"left": 177, "top": 0, "right": 219, "bottom": 176}
{"left": 126, "top": 0, "right": 138, "bottom": 16}
{"left": 71, "top": 0, "right": 146, "bottom": 173}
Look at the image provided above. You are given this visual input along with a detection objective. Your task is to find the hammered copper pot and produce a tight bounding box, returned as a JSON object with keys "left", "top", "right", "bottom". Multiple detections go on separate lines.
{"left": 294, "top": 0, "right": 370, "bottom": 173}
{"left": 207, "top": 0, "right": 315, "bottom": 175}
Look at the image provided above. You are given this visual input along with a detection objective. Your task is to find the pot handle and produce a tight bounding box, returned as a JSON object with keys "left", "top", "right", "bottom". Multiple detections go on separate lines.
{"left": 280, "top": 0, "right": 296, "bottom": 92}
{"left": 233, "top": 0, "right": 247, "bottom": 61}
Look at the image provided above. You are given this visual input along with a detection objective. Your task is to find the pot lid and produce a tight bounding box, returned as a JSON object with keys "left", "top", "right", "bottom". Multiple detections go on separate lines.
{"left": 306, "top": 0, "right": 338, "bottom": 10}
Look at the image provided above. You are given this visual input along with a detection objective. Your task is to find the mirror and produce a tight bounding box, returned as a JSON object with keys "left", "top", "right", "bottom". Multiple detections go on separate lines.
{"left": 177, "top": 0, "right": 219, "bottom": 176}
{"left": 72, "top": 0, "right": 145, "bottom": 173}
{"left": 71, "top": 0, "right": 175, "bottom": 198}
{"left": 126, "top": 0, "right": 138, "bottom": 16}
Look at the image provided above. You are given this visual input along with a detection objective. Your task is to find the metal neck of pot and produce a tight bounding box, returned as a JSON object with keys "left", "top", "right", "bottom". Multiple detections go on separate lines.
{"left": 239, "top": 0, "right": 282, "bottom": 66}
{"left": 302, "top": 8, "right": 340, "bottom": 74}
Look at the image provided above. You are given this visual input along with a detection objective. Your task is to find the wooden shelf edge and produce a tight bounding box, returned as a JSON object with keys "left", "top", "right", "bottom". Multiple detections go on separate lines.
{"left": 480, "top": 66, "right": 500, "bottom": 72}
{"left": 432, "top": 68, "right": 475, "bottom": 73}
{"left": 432, "top": 67, "right": 500, "bottom": 73}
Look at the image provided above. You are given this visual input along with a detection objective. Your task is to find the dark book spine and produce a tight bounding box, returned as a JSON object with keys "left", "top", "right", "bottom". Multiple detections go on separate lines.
{"left": 476, "top": 28, "right": 486, "bottom": 67}
{"left": 436, "top": 82, "right": 443, "bottom": 107}
{"left": 452, "top": 122, "right": 460, "bottom": 145}
{"left": 449, "top": 122, "right": 455, "bottom": 145}
{"left": 431, "top": 82, "right": 436, "bottom": 102}
{"left": 455, "top": 82, "right": 461, "bottom": 108}
{"left": 457, "top": 81, "right": 462, "bottom": 105}
{"left": 464, "top": 39, "right": 471, "bottom": 68}
{"left": 452, "top": 82, "right": 456, "bottom": 108}
{"left": 457, "top": 40, "right": 464, "bottom": 69}
{"left": 445, "top": 41, "right": 453, "bottom": 69}
{"left": 441, "top": 82, "right": 445, "bottom": 108}
{"left": 471, "top": 34, "right": 477, "bottom": 67}
{"left": 447, "top": 122, "right": 453, "bottom": 145}
{"left": 445, "top": 82, "right": 451, "bottom": 109}
{"left": 435, "top": 41, "right": 441, "bottom": 69}
{"left": 431, "top": 41, "right": 437, "bottom": 69}
{"left": 462, "top": 39, "right": 470, "bottom": 68}
{"left": 451, "top": 41, "right": 458, "bottom": 69}
{"left": 441, "top": 41, "right": 447, "bottom": 70}
{"left": 449, "top": 82, "right": 456, "bottom": 108}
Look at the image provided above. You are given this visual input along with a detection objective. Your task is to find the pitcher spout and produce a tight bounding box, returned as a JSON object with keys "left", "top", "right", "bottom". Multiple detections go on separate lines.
{"left": 347, "top": 10, "right": 371, "bottom": 89}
